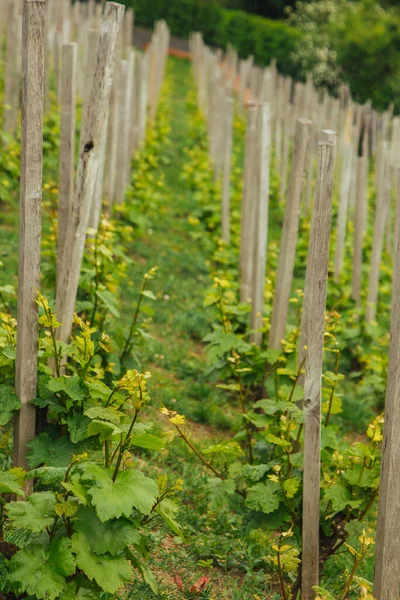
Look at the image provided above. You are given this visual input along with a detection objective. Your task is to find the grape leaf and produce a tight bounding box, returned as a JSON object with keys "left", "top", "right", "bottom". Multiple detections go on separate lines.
{"left": 130, "top": 433, "right": 165, "bottom": 450}
{"left": 47, "top": 376, "right": 85, "bottom": 402}
{"left": 246, "top": 482, "right": 280, "bottom": 514}
{"left": 0, "top": 385, "right": 20, "bottom": 426}
{"left": 88, "top": 469, "right": 158, "bottom": 521}
{"left": 283, "top": 477, "right": 301, "bottom": 499}
{"left": 7, "top": 491, "right": 56, "bottom": 532}
{"left": 0, "top": 470, "right": 24, "bottom": 496}
{"left": 27, "top": 433, "right": 75, "bottom": 468}
{"left": 66, "top": 413, "right": 90, "bottom": 443}
{"left": 74, "top": 507, "right": 141, "bottom": 555}
{"left": 85, "top": 406, "right": 123, "bottom": 425}
{"left": 324, "top": 483, "right": 362, "bottom": 512}
{"left": 71, "top": 532, "right": 132, "bottom": 594}
{"left": 9, "top": 538, "right": 75, "bottom": 600}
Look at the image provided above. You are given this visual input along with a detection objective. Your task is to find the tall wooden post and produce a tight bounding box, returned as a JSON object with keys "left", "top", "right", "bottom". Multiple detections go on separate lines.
{"left": 14, "top": 0, "right": 45, "bottom": 470}
{"left": 221, "top": 94, "right": 234, "bottom": 244}
{"left": 374, "top": 167, "right": 400, "bottom": 600}
{"left": 58, "top": 42, "right": 77, "bottom": 270}
{"left": 269, "top": 118, "right": 312, "bottom": 349}
{"left": 301, "top": 138, "right": 336, "bottom": 599}
{"left": 250, "top": 103, "right": 271, "bottom": 345}
{"left": 56, "top": 2, "right": 125, "bottom": 344}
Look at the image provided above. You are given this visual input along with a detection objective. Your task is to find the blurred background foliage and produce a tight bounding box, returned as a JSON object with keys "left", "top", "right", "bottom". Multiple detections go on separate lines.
{"left": 124, "top": 0, "right": 400, "bottom": 112}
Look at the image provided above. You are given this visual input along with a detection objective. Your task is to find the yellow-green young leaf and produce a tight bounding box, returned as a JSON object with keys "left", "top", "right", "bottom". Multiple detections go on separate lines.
{"left": 216, "top": 383, "right": 240, "bottom": 392}
{"left": 0, "top": 470, "right": 25, "bottom": 496}
{"left": 283, "top": 477, "right": 301, "bottom": 499}
{"left": 277, "top": 545, "right": 300, "bottom": 573}
{"left": 55, "top": 500, "right": 79, "bottom": 518}
{"left": 322, "top": 394, "right": 342, "bottom": 415}
{"left": 87, "top": 420, "right": 122, "bottom": 443}
{"left": 9, "top": 538, "right": 75, "bottom": 600}
{"left": 265, "top": 433, "right": 291, "bottom": 448}
{"left": 71, "top": 532, "right": 132, "bottom": 594}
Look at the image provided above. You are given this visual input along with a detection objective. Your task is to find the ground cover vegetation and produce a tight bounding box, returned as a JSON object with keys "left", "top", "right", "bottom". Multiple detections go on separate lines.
{"left": 0, "top": 54, "right": 395, "bottom": 598}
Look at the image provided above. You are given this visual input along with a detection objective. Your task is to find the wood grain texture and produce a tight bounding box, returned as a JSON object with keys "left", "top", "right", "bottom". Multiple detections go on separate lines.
{"left": 239, "top": 104, "right": 257, "bottom": 302}
{"left": 301, "top": 139, "right": 336, "bottom": 600}
{"left": 58, "top": 42, "right": 77, "bottom": 271}
{"left": 366, "top": 158, "right": 391, "bottom": 323}
{"left": 56, "top": 2, "right": 125, "bottom": 343}
{"left": 374, "top": 163, "right": 400, "bottom": 600}
{"left": 269, "top": 117, "right": 312, "bottom": 349}
{"left": 250, "top": 103, "right": 271, "bottom": 345}
{"left": 14, "top": 0, "right": 45, "bottom": 470}
{"left": 221, "top": 95, "right": 234, "bottom": 244}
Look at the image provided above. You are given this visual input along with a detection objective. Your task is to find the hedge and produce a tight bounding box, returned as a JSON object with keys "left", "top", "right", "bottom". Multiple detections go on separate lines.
{"left": 125, "top": 0, "right": 303, "bottom": 79}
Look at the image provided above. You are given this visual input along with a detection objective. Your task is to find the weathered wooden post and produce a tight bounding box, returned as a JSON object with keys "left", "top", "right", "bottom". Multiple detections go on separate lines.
{"left": 58, "top": 42, "right": 77, "bottom": 270}
{"left": 14, "top": 0, "right": 45, "bottom": 470}
{"left": 334, "top": 106, "right": 353, "bottom": 281}
{"left": 221, "top": 94, "right": 234, "bottom": 244}
{"left": 374, "top": 165, "right": 400, "bottom": 600}
{"left": 366, "top": 152, "right": 391, "bottom": 323}
{"left": 269, "top": 117, "right": 312, "bottom": 349}
{"left": 352, "top": 117, "right": 369, "bottom": 304}
{"left": 56, "top": 2, "right": 125, "bottom": 343}
{"left": 240, "top": 104, "right": 258, "bottom": 302}
{"left": 301, "top": 137, "right": 336, "bottom": 599}
{"left": 250, "top": 103, "right": 271, "bottom": 345}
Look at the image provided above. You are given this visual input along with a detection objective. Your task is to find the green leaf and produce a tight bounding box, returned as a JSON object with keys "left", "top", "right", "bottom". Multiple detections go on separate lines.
{"left": 74, "top": 507, "right": 140, "bottom": 555}
{"left": 87, "top": 419, "right": 121, "bottom": 443}
{"left": 156, "top": 499, "right": 183, "bottom": 538}
{"left": 96, "top": 290, "right": 120, "bottom": 318}
{"left": 207, "top": 477, "right": 235, "bottom": 511}
{"left": 27, "top": 433, "right": 75, "bottom": 468}
{"left": 7, "top": 491, "right": 56, "bottom": 532}
{"left": 9, "top": 538, "right": 75, "bottom": 600}
{"left": 242, "top": 464, "right": 270, "bottom": 482}
{"left": 254, "top": 398, "right": 287, "bottom": 415}
{"left": 47, "top": 376, "right": 85, "bottom": 402}
{"left": 86, "top": 381, "right": 113, "bottom": 402}
{"left": 0, "top": 470, "right": 24, "bottom": 496}
{"left": 71, "top": 532, "right": 132, "bottom": 594}
{"left": 85, "top": 406, "right": 123, "bottom": 425}
{"left": 28, "top": 466, "right": 68, "bottom": 485}
{"left": 246, "top": 482, "right": 280, "bottom": 514}
{"left": 129, "top": 433, "right": 165, "bottom": 450}
{"left": 141, "top": 289, "right": 157, "bottom": 300}
{"left": 0, "top": 385, "right": 20, "bottom": 426}
{"left": 66, "top": 413, "right": 90, "bottom": 443}
{"left": 324, "top": 483, "right": 362, "bottom": 512}
{"left": 127, "top": 549, "right": 158, "bottom": 594}
{"left": 283, "top": 477, "right": 300, "bottom": 499}
{"left": 88, "top": 469, "right": 158, "bottom": 521}
{"left": 266, "top": 433, "right": 291, "bottom": 448}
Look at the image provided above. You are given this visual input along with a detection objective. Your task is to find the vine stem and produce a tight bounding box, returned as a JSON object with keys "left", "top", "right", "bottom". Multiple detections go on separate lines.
{"left": 173, "top": 422, "right": 246, "bottom": 499}
{"left": 120, "top": 276, "right": 147, "bottom": 361}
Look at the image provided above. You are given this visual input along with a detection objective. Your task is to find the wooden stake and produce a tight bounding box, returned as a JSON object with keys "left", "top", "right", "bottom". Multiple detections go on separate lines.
{"left": 374, "top": 165, "right": 400, "bottom": 600}
{"left": 366, "top": 156, "right": 391, "bottom": 323}
{"left": 269, "top": 117, "right": 312, "bottom": 349}
{"left": 56, "top": 2, "right": 125, "bottom": 343}
{"left": 250, "top": 103, "right": 271, "bottom": 345}
{"left": 221, "top": 94, "right": 234, "bottom": 244}
{"left": 14, "top": 0, "right": 45, "bottom": 470}
{"left": 240, "top": 104, "right": 258, "bottom": 302}
{"left": 301, "top": 138, "right": 336, "bottom": 599}
{"left": 58, "top": 42, "right": 77, "bottom": 271}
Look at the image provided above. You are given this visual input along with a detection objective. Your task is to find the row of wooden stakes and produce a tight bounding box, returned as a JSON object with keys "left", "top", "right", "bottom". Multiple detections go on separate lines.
{"left": 1, "top": 1, "right": 169, "bottom": 482}
{"left": 190, "top": 32, "right": 400, "bottom": 600}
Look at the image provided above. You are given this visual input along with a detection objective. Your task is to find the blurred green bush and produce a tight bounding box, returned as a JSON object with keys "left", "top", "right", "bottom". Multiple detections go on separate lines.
{"left": 126, "top": 0, "right": 303, "bottom": 78}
